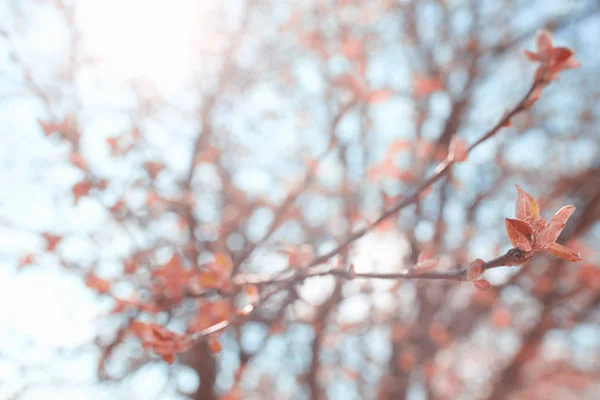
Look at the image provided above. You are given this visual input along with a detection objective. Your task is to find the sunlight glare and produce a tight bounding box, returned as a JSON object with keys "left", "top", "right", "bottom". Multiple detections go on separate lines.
{"left": 78, "top": 0, "right": 201, "bottom": 86}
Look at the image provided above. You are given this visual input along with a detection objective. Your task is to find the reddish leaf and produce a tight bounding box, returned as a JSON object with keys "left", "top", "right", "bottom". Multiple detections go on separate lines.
{"left": 43, "top": 233, "right": 61, "bottom": 251}
{"left": 367, "top": 89, "right": 394, "bottom": 104}
{"left": 195, "top": 270, "right": 222, "bottom": 289}
{"left": 144, "top": 161, "right": 165, "bottom": 179}
{"left": 491, "top": 308, "right": 511, "bottom": 327}
{"left": 70, "top": 153, "right": 87, "bottom": 170}
{"left": 151, "top": 325, "right": 177, "bottom": 341}
{"left": 18, "top": 254, "right": 35, "bottom": 269}
{"left": 106, "top": 137, "right": 118, "bottom": 151}
{"left": 341, "top": 37, "right": 363, "bottom": 59}
{"left": 552, "top": 47, "right": 574, "bottom": 63}
{"left": 382, "top": 191, "right": 403, "bottom": 209}
{"left": 96, "top": 179, "right": 109, "bottom": 190}
{"left": 531, "top": 217, "right": 547, "bottom": 235}
{"left": 161, "top": 353, "right": 176, "bottom": 364}
{"left": 38, "top": 120, "right": 58, "bottom": 137}
{"left": 524, "top": 30, "right": 580, "bottom": 81}
{"left": 550, "top": 205, "right": 576, "bottom": 228}
{"left": 344, "top": 369, "right": 360, "bottom": 380}
{"left": 124, "top": 259, "right": 137, "bottom": 274}
{"left": 85, "top": 274, "right": 111, "bottom": 294}
{"left": 153, "top": 253, "right": 196, "bottom": 301}
{"left": 537, "top": 205, "right": 575, "bottom": 246}
{"left": 38, "top": 115, "right": 78, "bottom": 141}
{"left": 244, "top": 285, "right": 259, "bottom": 304}
{"left": 514, "top": 185, "right": 539, "bottom": 223}
{"left": 129, "top": 321, "right": 154, "bottom": 341}
{"left": 536, "top": 29, "right": 553, "bottom": 56}
{"left": 523, "top": 49, "right": 543, "bottom": 62}
{"left": 473, "top": 279, "right": 491, "bottom": 291}
{"left": 213, "top": 252, "right": 233, "bottom": 274}
{"left": 72, "top": 181, "right": 92, "bottom": 203}
{"left": 467, "top": 259, "right": 484, "bottom": 281}
{"left": 286, "top": 244, "right": 314, "bottom": 268}
{"left": 544, "top": 242, "right": 582, "bottom": 262}
{"left": 208, "top": 336, "right": 222, "bottom": 353}
{"left": 505, "top": 218, "right": 533, "bottom": 251}
{"left": 413, "top": 76, "right": 444, "bottom": 96}
{"left": 448, "top": 136, "right": 468, "bottom": 162}
{"left": 385, "top": 140, "right": 411, "bottom": 159}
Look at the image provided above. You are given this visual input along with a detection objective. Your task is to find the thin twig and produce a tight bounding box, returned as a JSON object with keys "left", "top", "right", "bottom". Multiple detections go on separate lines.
{"left": 234, "top": 247, "right": 529, "bottom": 286}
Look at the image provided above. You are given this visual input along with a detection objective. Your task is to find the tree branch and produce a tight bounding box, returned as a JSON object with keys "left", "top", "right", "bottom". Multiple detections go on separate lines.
{"left": 234, "top": 247, "right": 530, "bottom": 286}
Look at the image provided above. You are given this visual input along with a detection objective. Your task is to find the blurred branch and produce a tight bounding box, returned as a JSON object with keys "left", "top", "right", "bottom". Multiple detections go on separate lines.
{"left": 296, "top": 81, "right": 540, "bottom": 272}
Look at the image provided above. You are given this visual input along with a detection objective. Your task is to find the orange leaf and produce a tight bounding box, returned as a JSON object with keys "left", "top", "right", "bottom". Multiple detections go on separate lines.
{"left": 72, "top": 181, "right": 92, "bottom": 203}
{"left": 153, "top": 253, "right": 196, "bottom": 301}
{"left": 43, "top": 233, "right": 61, "bottom": 251}
{"left": 551, "top": 205, "right": 575, "bottom": 226}
{"left": 85, "top": 273, "right": 111, "bottom": 294}
{"left": 467, "top": 259, "right": 484, "bottom": 281}
{"left": 129, "top": 321, "right": 154, "bottom": 341}
{"left": 161, "top": 353, "right": 176, "bottom": 364}
{"left": 70, "top": 153, "right": 87, "bottom": 170}
{"left": 505, "top": 218, "right": 533, "bottom": 251}
{"left": 384, "top": 140, "right": 411, "bottom": 160}
{"left": 341, "top": 37, "right": 363, "bottom": 59}
{"left": 244, "top": 284, "right": 259, "bottom": 303}
{"left": 213, "top": 252, "right": 233, "bottom": 273}
{"left": 544, "top": 242, "right": 581, "bottom": 262}
{"left": 531, "top": 217, "right": 547, "bottom": 235}
{"left": 38, "top": 120, "right": 58, "bottom": 137}
{"left": 367, "top": 89, "right": 394, "bottom": 104}
{"left": 537, "top": 205, "right": 575, "bottom": 246}
{"left": 523, "top": 49, "right": 543, "bottom": 62}
{"left": 208, "top": 336, "right": 222, "bottom": 353}
{"left": 473, "top": 279, "right": 491, "bottom": 291}
{"left": 196, "top": 270, "right": 222, "bottom": 289}
{"left": 514, "top": 185, "right": 539, "bottom": 223}
{"left": 448, "top": 136, "right": 468, "bottom": 162}
{"left": 552, "top": 47, "right": 574, "bottom": 63}
{"left": 18, "top": 254, "right": 35, "bottom": 269}
{"left": 144, "top": 161, "right": 165, "bottom": 179}
{"left": 413, "top": 76, "right": 444, "bottom": 96}
{"left": 124, "top": 259, "right": 137, "bottom": 274}
{"left": 491, "top": 308, "right": 511, "bottom": 327}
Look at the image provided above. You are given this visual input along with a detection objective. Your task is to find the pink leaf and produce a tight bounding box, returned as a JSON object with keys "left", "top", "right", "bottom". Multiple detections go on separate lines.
{"left": 367, "top": 89, "right": 394, "bottom": 104}
{"left": 473, "top": 279, "right": 491, "bottom": 291}
{"left": 535, "top": 30, "right": 553, "bottom": 56}
{"left": 467, "top": 259, "right": 484, "bottom": 281}
{"left": 449, "top": 136, "right": 468, "bottom": 162}
{"left": 537, "top": 205, "right": 575, "bottom": 246}
{"left": 505, "top": 218, "right": 533, "bottom": 251}
{"left": 544, "top": 242, "right": 582, "bottom": 262}
{"left": 514, "top": 185, "right": 539, "bottom": 223}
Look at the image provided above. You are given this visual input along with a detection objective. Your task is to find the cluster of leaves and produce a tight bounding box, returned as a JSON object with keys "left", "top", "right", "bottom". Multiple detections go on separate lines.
{"left": 505, "top": 185, "right": 581, "bottom": 262}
